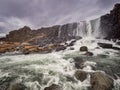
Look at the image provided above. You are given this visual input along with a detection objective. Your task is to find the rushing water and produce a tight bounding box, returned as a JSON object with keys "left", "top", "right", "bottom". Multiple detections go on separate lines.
{"left": 0, "top": 19, "right": 120, "bottom": 90}
{"left": 0, "top": 38, "right": 120, "bottom": 90}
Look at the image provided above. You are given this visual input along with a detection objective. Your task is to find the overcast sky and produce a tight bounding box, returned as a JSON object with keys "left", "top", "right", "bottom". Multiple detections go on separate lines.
{"left": 0, "top": 0, "right": 119, "bottom": 33}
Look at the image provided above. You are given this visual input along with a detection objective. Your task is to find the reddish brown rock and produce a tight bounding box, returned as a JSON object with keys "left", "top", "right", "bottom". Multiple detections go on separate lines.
{"left": 90, "top": 72, "right": 114, "bottom": 90}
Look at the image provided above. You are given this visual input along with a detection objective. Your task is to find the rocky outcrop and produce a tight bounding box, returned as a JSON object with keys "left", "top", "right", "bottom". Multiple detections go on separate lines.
{"left": 100, "top": 3, "right": 120, "bottom": 40}
{"left": 2, "top": 23, "right": 79, "bottom": 46}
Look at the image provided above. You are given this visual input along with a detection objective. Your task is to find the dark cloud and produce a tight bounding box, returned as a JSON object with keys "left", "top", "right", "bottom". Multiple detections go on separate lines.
{"left": 0, "top": 0, "right": 119, "bottom": 33}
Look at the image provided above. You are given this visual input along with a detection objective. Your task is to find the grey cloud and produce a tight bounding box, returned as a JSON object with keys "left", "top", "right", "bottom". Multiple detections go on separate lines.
{"left": 0, "top": 0, "right": 119, "bottom": 33}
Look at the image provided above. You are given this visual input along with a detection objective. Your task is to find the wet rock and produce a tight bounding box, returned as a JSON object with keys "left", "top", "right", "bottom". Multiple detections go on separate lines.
{"left": 90, "top": 72, "right": 114, "bottom": 90}
{"left": 74, "top": 70, "right": 88, "bottom": 82}
{"left": 8, "top": 83, "right": 26, "bottom": 90}
{"left": 67, "top": 40, "right": 76, "bottom": 47}
{"left": 80, "top": 46, "right": 88, "bottom": 52}
{"left": 112, "top": 47, "right": 120, "bottom": 50}
{"left": 84, "top": 51, "right": 93, "bottom": 56}
{"left": 44, "top": 84, "right": 62, "bottom": 90}
{"left": 73, "top": 57, "right": 85, "bottom": 69}
{"left": 55, "top": 45, "right": 66, "bottom": 51}
{"left": 97, "top": 43, "right": 113, "bottom": 49}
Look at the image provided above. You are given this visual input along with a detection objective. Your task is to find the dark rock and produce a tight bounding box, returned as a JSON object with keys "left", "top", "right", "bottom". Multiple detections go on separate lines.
{"left": 100, "top": 3, "right": 120, "bottom": 40}
{"left": 112, "top": 46, "right": 120, "bottom": 50}
{"left": 80, "top": 46, "right": 88, "bottom": 52}
{"left": 73, "top": 57, "right": 85, "bottom": 69}
{"left": 74, "top": 70, "right": 88, "bottom": 82}
{"left": 44, "top": 84, "right": 62, "bottom": 90}
{"left": 84, "top": 51, "right": 93, "bottom": 56}
{"left": 97, "top": 43, "right": 113, "bottom": 49}
{"left": 90, "top": 72, "right": 114, "bottom": 90}
{"left": 55, "top": 45, "right": 66, "bottom": 51}
{"left": 67, "top": 40, "right": 76, "bottom": 47}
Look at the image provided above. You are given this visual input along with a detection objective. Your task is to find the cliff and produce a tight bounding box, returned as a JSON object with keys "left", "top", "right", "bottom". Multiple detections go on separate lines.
{"left": 100, "top": 3, "right": 120, "bottom": 40}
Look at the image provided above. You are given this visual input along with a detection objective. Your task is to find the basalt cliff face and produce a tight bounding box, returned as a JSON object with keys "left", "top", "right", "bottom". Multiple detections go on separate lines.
{"left": 3, "top": 23, "right": 79, "bottom": 46}
{"left": 100, "top": 3, "right": 120, "bottom": 40}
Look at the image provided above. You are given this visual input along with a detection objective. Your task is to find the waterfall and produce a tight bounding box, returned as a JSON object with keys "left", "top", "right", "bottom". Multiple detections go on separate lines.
{"left": 75, "top": 21, "right": 87, "bottom": 37}
{"left": 91, "top": 18, "right": 101, "bottom": 38}
{"left": 58, "top": 26, "right": 62, "bottom": 38}
{"left": 86, "top": 20, "right": 92, "bottom": 37}
{"left": 75, "top": 18, "right": 101, "bottom": 38}
{"left": 57, "top": 18, "right": 101, "bottom": 39}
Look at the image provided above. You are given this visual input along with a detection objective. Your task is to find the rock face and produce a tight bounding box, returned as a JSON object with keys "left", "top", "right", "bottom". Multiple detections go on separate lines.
{"left": 3, "top": 23, "right": 78, "bottom": 46}
{"left": 90, "top": 72, "right": 114, "bottom": 90}
{"left": 100, "top": 3, "right": 120, "bottom": 40}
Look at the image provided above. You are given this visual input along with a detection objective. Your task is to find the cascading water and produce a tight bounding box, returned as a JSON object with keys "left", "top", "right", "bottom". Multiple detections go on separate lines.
{"left": 75, "top": 21, "right": 87, "bottom": 37}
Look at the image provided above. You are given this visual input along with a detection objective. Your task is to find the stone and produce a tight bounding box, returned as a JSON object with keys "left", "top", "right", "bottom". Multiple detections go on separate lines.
{"left": 74, "top": 70, "right": 88, "bottom": 82}
{"left": 44, "top": 84, "right": 62, "bottom": 90}
{"left": 90, "top": 72, "right": 114, "bottom": 90}
{"left": 80, "top": 46, "right": 88, "bottom": 52}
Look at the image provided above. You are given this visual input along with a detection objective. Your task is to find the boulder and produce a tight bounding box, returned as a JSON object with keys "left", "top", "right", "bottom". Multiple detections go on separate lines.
{"left": 90, "top": 72, "right": 114, "bottom": 90}
{"left": 44, "top": 84, "right": 62, "bottom": 90}
{"left": 74, "top": 70, "right": 88, "bottom": 82}
{"left": 80, "top": 46, "right": 88, "bottom": 52}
